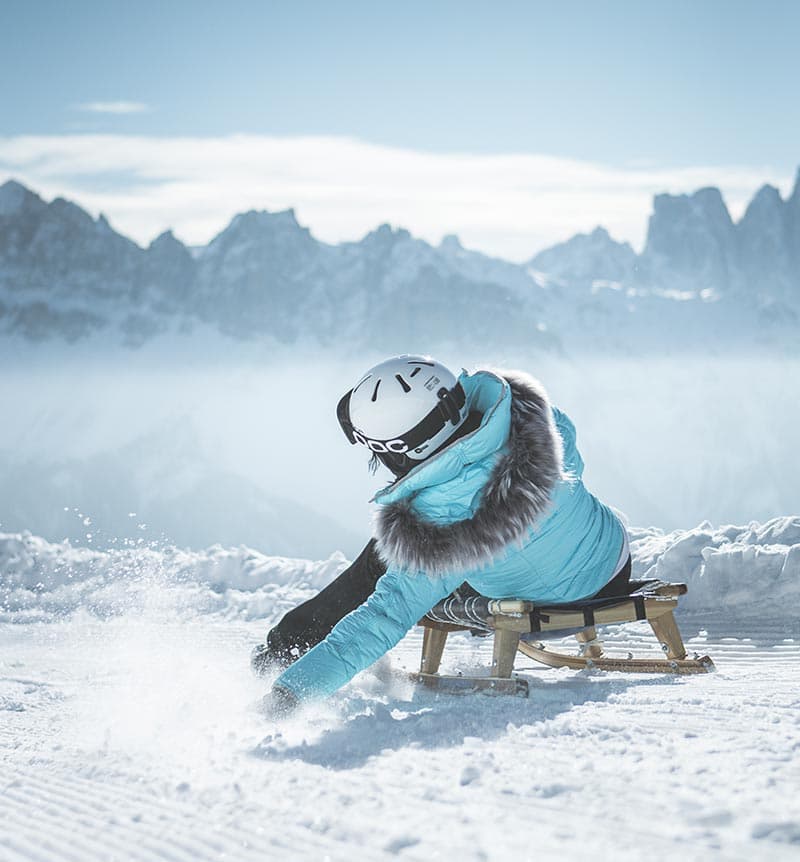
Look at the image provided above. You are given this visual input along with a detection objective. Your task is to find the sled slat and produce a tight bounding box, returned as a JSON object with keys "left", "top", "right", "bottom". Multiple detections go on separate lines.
{"left": 414, "top": 672, "right": 529, "bottom": 696}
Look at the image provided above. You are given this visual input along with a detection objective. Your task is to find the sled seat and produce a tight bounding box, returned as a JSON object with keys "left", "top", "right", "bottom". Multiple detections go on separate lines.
{"left": 414, "top": 579, "right": 714, "bottom": 696}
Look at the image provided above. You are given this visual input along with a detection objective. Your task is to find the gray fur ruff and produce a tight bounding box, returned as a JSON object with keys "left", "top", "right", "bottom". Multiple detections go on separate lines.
{"left": 374, "top": 370, "right": 564, "bottom": 577}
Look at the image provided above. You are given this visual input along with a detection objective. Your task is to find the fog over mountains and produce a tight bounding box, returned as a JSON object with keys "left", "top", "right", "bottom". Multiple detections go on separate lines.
{"left": 1, "top": 173, "right": 799, "bottom": 353}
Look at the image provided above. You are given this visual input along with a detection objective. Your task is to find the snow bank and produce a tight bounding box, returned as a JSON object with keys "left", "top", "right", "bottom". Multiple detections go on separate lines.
{"left": 630, "top": 516, "right": 800, "bottom": 613}
{"left": 0, "top": 531, "right": 348, "bottom": 623}
{"left": 2, "top": 515, "right": 799, "bottom": 624}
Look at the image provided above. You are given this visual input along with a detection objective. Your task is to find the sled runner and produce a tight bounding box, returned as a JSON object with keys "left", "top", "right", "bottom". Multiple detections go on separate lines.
{"left": 414, "top": 580, "right": 715, "bottom": 697}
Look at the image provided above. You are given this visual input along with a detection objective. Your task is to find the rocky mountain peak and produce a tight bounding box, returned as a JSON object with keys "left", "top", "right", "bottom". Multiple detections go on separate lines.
{"left": 649, "top": 187, "right": 734, "bottom": 235}
{"left": 529, "top": 225, "right": 636, "bottom": 288}
{"left": 692, "top": 186, "right": 732, "bottom": 216}
{"left": 439, "top": 234, "right": 464, "bottom": 252}
{"left": 144, "top": 229, "right": 194, "bottom": 280}
{"left": 638, "top": 186, "right": 737, "bottom": 292}
{"left": 48, "top": 196, "right": 98, "bottom": 230}
{"left": 148, "top": 229, "right": 187, "bottom": 252}
{"left": 371, "top": 223, "right": 411, "bottom": 240}
{"left": 0, "top": 179, "right": 46, "bottom": 217}
{"left": 207, "top": 208, "right": 314, "bottom": 255}
{"left": 744, "top": 184, "right": 783, "bottom": 217}
{"left": 788, "top": 170, "right": 800, "bottom": 272}
{"left": 150, "top": 228, "right": 174, "bottom": 245}
{"left": 231, "top": 208, "right": 301, "bottom": 232}
{"left": 739, "top": 185, "right": 785, "bottom": 238}
{"left": 357, "top": 224, "right": 413, "bottom": 255}
{"left": 737, "top": 185, "right": 795, "bottom": 296}
{"left": 790, "top": 167, "right": 800, "bottom": 204}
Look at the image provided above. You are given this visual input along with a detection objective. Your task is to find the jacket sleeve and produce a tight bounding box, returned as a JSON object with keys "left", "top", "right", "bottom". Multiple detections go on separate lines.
{"left": 274, "top": 566, "right": 463, "bottom": 700}
{"left": 552, "top": 406, "right": 584, "bottom": 479}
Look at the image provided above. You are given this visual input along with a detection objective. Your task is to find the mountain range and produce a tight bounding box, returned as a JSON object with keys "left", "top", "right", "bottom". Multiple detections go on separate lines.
{"left": 1, "top": 173, "right": 799, "bottom": 354}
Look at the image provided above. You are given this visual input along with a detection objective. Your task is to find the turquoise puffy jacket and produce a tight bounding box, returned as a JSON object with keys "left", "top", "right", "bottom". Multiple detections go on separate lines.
{"left": 276, "top": 369, "right": 625, "bottom": 700}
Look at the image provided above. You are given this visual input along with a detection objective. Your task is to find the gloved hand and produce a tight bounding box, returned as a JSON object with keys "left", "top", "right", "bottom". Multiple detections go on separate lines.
{"left": 250, "top": 637, "right": 300, "bottom": 676}
{"left": 261, "top": 684, "right": 300, "bottom": 719}
{"left": 250, "top": 642, "right": 277, "bottom": 677}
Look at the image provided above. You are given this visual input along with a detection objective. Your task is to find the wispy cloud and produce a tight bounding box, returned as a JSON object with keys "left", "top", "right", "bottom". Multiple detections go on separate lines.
{"left": 74, "top": 102, "right": 151, "bottom": 115}
{"left": 0, "top": 133, "right": 792, "bottom": 260}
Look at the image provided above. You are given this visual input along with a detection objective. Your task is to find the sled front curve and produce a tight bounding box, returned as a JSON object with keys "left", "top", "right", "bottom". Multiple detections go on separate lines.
{"left": 414, "top": 580, "right": 715, "bottom": 696}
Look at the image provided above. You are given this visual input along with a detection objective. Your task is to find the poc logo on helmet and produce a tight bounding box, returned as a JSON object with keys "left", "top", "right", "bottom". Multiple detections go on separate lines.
{"left": 352, "top": 431, "right": 409, "bottom": 454}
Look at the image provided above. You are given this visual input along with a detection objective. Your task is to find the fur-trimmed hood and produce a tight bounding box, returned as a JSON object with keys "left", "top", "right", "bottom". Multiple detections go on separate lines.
{"left": 373, "top": 369, "right": 564, "bottom": 576}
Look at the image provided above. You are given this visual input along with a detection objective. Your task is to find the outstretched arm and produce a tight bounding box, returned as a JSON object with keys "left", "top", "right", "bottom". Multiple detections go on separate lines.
{"left": 264, "top": 539, "right": 386, "bottom": 666}
{"left": 273, "top": 566, "right": 462, "bottom": 700}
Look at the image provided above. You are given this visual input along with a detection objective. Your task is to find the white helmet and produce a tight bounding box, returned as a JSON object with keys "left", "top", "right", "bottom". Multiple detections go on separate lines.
{"left": 337, "top": 355, "right": 468, "bottom": 464}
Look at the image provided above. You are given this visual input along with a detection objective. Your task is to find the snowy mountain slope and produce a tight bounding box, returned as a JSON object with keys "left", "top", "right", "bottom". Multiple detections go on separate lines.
{"left": 2, "top": 175, "right": 799, "bottom": 353}
{"left": 1, "top": 518, "right": 799, "bottom": 861}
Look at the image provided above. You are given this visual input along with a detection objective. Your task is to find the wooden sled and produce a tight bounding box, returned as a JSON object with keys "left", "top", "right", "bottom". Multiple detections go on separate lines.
{"left": 414, "top": 580, "right": 715, "bottom": 697}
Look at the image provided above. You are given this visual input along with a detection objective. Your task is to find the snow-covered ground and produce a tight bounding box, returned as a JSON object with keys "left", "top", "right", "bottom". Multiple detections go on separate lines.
{"left": 1, "top": 518, "right": 799, "bottom": 861}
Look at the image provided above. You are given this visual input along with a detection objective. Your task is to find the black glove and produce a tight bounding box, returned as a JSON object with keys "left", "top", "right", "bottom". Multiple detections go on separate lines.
{"left": 250, "top": 642, "right": 277, "bottom": 677}
{"left": 261, "top": 684, "right": 300, "bottom": 718}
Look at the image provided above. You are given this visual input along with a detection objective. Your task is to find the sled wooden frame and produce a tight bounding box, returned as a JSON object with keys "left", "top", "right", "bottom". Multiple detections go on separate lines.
{"left": 414, "top": 581, "right": 715, "bottom": 697}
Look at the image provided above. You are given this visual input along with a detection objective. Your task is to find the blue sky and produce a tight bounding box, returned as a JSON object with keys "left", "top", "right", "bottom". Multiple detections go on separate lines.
{"left": 2, "top": 0, "right": 799, "bottom": 258}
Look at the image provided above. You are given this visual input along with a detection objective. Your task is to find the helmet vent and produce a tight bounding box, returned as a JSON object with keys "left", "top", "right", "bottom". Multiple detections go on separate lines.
{"left": 395, "top": 374, "right": 412, "bottom": 393}
{"left": 409, "top": 367, "right": 421, "bottom": 378}
{"left": 371, "top": 379, "right": 381, "bottom": 402}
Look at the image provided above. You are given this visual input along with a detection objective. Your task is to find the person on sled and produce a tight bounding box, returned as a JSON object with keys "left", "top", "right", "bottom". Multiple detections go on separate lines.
{"left": 254, "top": 355, "right": 630, "bottom": 712}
